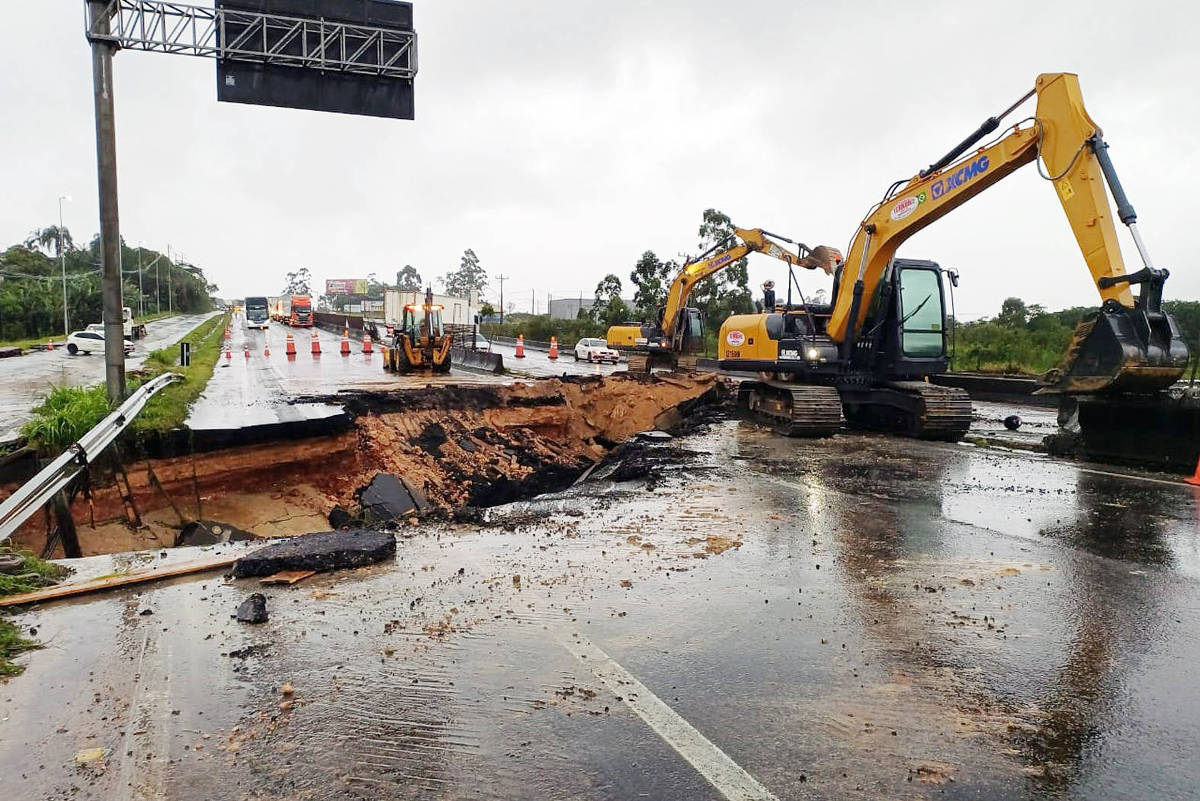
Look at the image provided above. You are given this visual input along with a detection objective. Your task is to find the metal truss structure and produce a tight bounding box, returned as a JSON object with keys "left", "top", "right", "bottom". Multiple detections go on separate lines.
{"left": 86, "top": 0, "right": 417, "bottom": 78}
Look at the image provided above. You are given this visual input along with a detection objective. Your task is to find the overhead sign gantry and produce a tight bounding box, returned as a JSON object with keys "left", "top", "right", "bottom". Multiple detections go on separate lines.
{"left": 84, "top": 0, "right": 417, "bottom": 401}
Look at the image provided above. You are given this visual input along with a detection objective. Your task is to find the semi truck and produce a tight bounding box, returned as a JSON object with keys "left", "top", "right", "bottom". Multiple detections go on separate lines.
{"left": 265, "top": 295, "right": 313, "bottom": 326}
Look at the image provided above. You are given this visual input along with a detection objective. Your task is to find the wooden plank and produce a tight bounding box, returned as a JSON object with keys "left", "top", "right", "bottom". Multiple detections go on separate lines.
{"left": 0, "top": 551, "right": 252, "bottom": 608}
{"left": 259, "top": 569, "right": 316, "bottom": 585}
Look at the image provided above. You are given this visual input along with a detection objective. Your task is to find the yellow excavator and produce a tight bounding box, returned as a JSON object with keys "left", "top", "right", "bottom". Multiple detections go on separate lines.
{"left": 383, "top": 287, "right": 453, "bottom": 373}
{"left": 606, "top": 227, "right": 839, "bottom": 371}
{"left": 719, "top": 72, "right": 1189, "bottom": 439}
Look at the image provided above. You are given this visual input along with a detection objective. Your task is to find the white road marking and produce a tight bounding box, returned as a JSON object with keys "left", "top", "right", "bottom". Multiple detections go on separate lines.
{"left": 558, "top": 631, "right": 780, "bottom": 801}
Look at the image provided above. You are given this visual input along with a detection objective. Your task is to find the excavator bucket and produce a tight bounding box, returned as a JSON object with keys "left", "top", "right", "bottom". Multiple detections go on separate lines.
{"left": 1038, "top": 296, "right": 1189, "bottom": 395}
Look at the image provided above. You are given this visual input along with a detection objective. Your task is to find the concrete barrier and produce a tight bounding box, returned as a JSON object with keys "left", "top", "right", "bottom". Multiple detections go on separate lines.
{"left": 451, "top": 346, "right": 504, "bottom": 374}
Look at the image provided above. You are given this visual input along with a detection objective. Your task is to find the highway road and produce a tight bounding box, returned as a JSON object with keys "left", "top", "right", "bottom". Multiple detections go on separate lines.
{"left": 4, "top": 420, "right": 1199, "bottom": 800}
{"left": 0, "top": 312, "right": 219, "bottom": 442}
{"left": 186, "top": 321, "right": 623, "bottom": 431}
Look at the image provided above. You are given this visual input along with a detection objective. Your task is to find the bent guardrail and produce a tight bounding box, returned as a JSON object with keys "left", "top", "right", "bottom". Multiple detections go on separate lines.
{"left": 0, "top": 372, "right": 181, "bottom": 544}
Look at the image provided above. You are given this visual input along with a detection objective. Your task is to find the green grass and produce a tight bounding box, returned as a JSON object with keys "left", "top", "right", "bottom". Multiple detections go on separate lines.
{"left": 0, "top": 333, "right": 64, "bottom": 351}
{"left": 19, "top": 312, "right": 230, "bottom": 453}
{"left": 0, "top": 549, "right": 67, "bottom": 677}
{"left": 129, "top": 312, "right": 230, "bottom": 436}
{"left": 133, "top": 310, "right": 177, "bottom": 324}
{"left": 0, "top": 548, "right": 67, "bottom": 597}
{"left": 20, "top": 384, "right": 112, "bottom": 452}
{"left": 0, "top": 619, "right": 39, "bottom": 677}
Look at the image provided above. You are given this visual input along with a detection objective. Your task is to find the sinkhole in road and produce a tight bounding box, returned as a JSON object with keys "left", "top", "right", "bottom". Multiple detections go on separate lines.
{"left": 8, "top": 373, "right": 727, "bottom": 557}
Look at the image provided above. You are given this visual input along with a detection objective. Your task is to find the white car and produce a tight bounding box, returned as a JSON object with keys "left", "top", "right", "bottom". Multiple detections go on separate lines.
{"left": 574, "top": 337, "right": 620, "bottom": 363}
{"left": 66, "top": 329, "right": 135, "bottom": 356}
{"left": 471, "top": 334, "right": 491, "bottom": 350}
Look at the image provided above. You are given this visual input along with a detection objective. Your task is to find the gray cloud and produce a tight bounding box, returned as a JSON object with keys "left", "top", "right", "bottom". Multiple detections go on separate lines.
{"left": 2, "top": 0, "right": 1196, "bottom": 319}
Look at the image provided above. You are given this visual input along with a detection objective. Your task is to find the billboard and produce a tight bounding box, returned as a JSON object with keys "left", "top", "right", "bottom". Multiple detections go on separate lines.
{"left": 326, "top": 278, "right": 369, "bottom": 296}
{"left": 216, "top": 0, "right": 415, "bottom": 120}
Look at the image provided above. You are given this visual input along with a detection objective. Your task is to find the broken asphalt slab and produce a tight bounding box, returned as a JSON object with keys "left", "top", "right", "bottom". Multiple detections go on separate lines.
{"left": 232, "top": 529, "right": 397, "bottom": 578}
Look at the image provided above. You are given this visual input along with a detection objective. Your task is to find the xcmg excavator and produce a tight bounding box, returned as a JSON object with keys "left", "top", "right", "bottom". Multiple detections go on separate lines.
{"left": 606, "top": 227, "right": 840, "bottom": 371}
{"left": 719, "top": 72, "right": 1189, "bottom": 440}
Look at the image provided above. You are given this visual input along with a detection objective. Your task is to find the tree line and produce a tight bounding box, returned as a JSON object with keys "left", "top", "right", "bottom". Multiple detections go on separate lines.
{"left": 953, "top": 296, "right": 1200, "bottom": 375}
{"left": 0, "top": 225, "right": 216, "bottom": 341}
{"left": 585, "top": 208, "right": 753, "bottom": 328}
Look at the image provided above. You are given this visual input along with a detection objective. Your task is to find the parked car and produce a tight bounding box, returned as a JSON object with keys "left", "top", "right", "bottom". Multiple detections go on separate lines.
{"left": 66, "top": 329, "right": 135, "bottom": 356}
{"left": 574, "top": 337, "right": 620, "bottom": 363}
{"left": 472, "top": 334, "right": 491, "bottom": 351}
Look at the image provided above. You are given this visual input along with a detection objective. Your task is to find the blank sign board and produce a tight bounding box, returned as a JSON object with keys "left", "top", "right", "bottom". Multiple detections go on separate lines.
{"left": 216, "top": 0, "right": 415, "bottom": 119}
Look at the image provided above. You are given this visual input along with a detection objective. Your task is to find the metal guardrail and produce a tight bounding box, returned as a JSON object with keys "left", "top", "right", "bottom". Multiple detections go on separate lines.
{"left": 0, "top": 372, "right": 181, "bottom": 544}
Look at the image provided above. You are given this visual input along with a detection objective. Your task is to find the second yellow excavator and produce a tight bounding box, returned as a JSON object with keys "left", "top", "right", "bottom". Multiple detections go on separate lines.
{"left": 718, "top": 72, "right": 1189, "bottom": 440}
{"left": 606, "top": 227, "right": 839, "bottom": 371}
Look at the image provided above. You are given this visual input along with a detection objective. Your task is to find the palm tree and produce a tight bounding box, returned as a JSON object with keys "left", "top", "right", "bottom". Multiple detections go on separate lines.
{"left": 24, "top": 225, "right": 73, "bottom": 257}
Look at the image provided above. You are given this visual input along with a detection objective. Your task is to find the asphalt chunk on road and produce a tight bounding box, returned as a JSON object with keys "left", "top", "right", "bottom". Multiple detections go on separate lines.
{"left": 232, "top": 529, "right": 397, "bottom": 578}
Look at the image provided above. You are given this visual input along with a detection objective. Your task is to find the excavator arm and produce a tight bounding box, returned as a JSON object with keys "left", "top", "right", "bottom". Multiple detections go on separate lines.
{"left": 660, "top": 227, "right": 826, "bottom": 345}
{"left": 826, "top": 72, "right": 1186, "bottom": 394}
{"left": 829, "top": 72, "right": 1140, "bottom": 344}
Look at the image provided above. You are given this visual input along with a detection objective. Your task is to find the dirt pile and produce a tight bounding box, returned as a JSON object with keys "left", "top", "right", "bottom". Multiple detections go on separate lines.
{"left": 6, "top": 373, "right": 726, "bottom": 557}
{"left": 347, "top": 373, "right": 723, "bottom": 510}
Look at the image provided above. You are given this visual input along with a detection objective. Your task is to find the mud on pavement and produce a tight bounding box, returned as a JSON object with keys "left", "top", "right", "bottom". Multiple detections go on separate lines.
{"left": 6, "top": 373, "right": 725, "bottom": 556}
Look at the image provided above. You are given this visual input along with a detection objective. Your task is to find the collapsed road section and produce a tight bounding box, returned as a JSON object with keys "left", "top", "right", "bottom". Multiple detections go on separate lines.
{"left": 3, "top": 373, "right": 724, "bottom": 557}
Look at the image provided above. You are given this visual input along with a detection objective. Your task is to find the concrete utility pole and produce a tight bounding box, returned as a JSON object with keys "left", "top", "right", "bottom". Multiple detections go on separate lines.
{"left": 496, "top": 274, "right": 507, "bottom": 325}
{"left": 58, "top": 195, "right": 70, "bottom": 337}
{"left": 166, "top": 244, "right": 173, "bottom": 313}
{"left": 137, "top": 244, "right": 143, "bottom": 317}
{"left": 88, "top": 0, "right": 126, "bottom": 405}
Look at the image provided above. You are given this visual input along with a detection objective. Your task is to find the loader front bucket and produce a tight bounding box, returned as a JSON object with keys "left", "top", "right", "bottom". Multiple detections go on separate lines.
{"left": 1037, "top": 300, "right": 1189, "bottom": 395}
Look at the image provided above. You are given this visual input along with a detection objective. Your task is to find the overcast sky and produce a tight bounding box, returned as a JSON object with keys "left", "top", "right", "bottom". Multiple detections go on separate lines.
{"left": 3, "top": 1, "right": 1197, "bottom": 319}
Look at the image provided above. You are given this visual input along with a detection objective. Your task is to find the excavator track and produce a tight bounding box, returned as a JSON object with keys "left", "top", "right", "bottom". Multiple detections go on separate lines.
{"left": 738, "top": 381, "right": 843, "bottom": 437}
{"left": 884, "top": 381, "right": 973, "bottom": 440}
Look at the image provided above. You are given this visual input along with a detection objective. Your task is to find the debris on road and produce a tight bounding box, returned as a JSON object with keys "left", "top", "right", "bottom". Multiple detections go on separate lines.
{"left": 356, "top": 473, "right": 421, "bottom": 522}
{"left": 235, "top": 592, "right": 269, "bottom": 623}
{"left": 231, "top": 529, "right": 396, "bottom": 578}
{"left": 259, "top": 569, "right": 316, "bottom": 585}
{"left": 175, "top": 519, "right": 258, "bottom": 547}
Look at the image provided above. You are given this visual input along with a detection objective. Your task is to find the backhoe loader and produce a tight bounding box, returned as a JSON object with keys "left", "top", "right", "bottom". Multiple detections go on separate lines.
{"left": 384, "top": 287, "right": 453, "bottom": 373}
{"left": 606, "top": 228, "right": 838, "bottom": 371}
{"left": 719, "top": 72, "right": 1188, "bottom": 441}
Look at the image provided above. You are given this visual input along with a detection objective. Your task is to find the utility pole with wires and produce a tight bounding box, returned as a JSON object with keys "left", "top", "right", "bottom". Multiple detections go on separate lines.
{"left": 496, "top": 274, "right": 508, "bottom": 325}
{"left": 166, "top": 244, "right": 173, "bottom": 313}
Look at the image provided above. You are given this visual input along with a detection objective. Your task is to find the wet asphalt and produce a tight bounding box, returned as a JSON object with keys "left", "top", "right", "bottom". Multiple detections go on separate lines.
{"left": 0, "top": 313, "right": 220, "bottom": 442}
{"left": 3, "top": 420, "right": 1198, "bottom": 800}
{"left": 186, "top": 320, "right": 623, "bottom": 430}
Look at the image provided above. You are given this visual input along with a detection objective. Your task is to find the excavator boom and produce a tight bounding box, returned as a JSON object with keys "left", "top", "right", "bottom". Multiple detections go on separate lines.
{"left": 828, "top": 72, "right": 1186, "bottom": 394}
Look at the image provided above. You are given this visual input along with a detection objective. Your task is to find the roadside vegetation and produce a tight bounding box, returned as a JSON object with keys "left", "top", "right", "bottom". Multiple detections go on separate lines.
{"left": 0, "top": 549, "right": 67, "bottom": 677}
{"left": 20, "top": 312, "right": 230, "bottom": 453}
{"left": 0, "top": 225, "right": 215, "bottom": 344}
{"left": 951, "top": 297, "right": 1200, "bottom": 375}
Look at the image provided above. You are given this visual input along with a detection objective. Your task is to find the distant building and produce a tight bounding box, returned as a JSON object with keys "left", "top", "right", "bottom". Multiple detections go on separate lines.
{"left": 548, "top": 297, "right": 639, "bottom": 320}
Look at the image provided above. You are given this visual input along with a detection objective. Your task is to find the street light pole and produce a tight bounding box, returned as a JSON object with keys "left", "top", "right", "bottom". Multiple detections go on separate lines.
{"left": 58, "top": 195, "right": 71, "bottom": 337}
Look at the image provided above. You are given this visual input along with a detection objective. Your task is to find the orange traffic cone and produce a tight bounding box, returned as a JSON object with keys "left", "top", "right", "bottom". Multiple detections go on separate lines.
{"left": 264, "top": 337, "right": 270, "bottom": 357}
{"left": 340, "top": 328, "right": 351, "bottom": 356}
{"left": 46, "top": 338, "right": 54, "bottom": 351}
{"left": 1186, "top": 456, "right": 1200, "bottom": 486}
{"left": 311, "top": 328, "right": 321, "bottom": 355}
{"left": 363, "top": 333, "right": 373, "bottom": 354}
{"left": 225, "top": 343, "right": 231, "bottom": 360}
{"left": 515, "top": 334, "right": 526, "bottom": 358}
{"left": 548, "top": 336, "right": 559, "bottom": 360}
{"left": 225, "top": 326, "right": 231, "bottom": 340}
{"left": 243, "top": 342, "right": 250, "bottom": 359}
{"left": 285, "top": 332, "right": 296, "bottom": 356}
